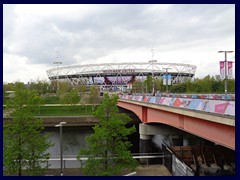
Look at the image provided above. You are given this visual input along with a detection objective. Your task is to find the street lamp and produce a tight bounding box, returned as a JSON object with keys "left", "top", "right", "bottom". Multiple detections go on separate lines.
{"left": 53, "top": 61, "right": 62, "bottom": 92}
{"left": 55, "top": 122, "right": 67, "bottom": 176}
{"left": 149, "top": 60, "right": 157, "bottom": 94}
{"left": 162, "top": 68, "right": 171, "bottom": 93}
{"left": 218, "top": 51, "right": 233, "bottom": 95}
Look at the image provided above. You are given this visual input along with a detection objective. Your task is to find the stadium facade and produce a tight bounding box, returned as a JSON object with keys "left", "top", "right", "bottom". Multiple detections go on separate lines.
{"left": 46, "top": 62, "right": 197, "bottom": 90}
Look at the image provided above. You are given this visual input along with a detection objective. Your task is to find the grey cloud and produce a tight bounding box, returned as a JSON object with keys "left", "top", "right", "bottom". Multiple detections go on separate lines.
{"left": 4, "top": 4, "right": 234, "bottom": 66}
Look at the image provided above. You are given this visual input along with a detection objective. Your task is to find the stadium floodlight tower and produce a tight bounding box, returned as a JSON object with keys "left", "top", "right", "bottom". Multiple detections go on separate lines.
{"left": 53, "top": 61, "right": 62, "bottom": 91}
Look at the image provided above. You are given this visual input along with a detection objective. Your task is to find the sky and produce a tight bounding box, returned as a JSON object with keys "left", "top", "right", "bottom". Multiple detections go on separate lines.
{"left": 3, "top": 4, "right": 235, "bottom": 83}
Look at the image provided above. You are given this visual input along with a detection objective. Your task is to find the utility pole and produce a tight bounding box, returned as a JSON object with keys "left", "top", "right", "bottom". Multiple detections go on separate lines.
{"left": 149, "top": 59, "right": 157, "bottom": 94}
{"left": 55, "top": 122, "right": 67, "bottom": 176}
{"left": 53, "top": 50, "right": 62, "bottom": 92}
{"left": 218, "top": 51, "right": 233, "bottom": 95}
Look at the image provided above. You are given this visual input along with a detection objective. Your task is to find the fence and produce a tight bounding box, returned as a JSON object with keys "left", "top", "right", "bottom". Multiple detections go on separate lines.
{"left": 45, "top": 153, "right": 164, "bottom": 169}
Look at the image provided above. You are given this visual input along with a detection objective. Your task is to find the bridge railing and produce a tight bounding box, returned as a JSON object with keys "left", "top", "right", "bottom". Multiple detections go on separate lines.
{"left": 131, "top": 93, "right": 235, "bottom": 101}
{"left": 119, "top": 94, "right": 235, "bottom": 116}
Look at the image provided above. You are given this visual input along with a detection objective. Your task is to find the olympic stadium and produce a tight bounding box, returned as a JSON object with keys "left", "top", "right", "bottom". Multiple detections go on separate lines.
{"left": 46, "top": 61, "right": 197, "bottom": 90}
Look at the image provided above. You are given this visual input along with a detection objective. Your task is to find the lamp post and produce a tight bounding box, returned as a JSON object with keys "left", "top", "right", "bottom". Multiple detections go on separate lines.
{"left": 163, "top": 68, "right": 171, "bottom": 93}
{"left": 55, "top": 122, "right": 67, "bottom": 176}
{"left": 53, "top": 61, "right": 62, "bottom": 92}
{"left": 149, "top": 60, "right": 157, "bottom": 94}
{"left": 218, "top": 51, "right": 233, "bottom": 95}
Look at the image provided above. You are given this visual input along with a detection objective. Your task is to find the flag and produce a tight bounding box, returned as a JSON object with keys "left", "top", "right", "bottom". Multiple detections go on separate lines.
{"left": 168, "top": 74, "right": 171, "bottom": 85}
{"left": 220, "top": 61, "right": 225, "bottom": 79}
{"left": 227, "top": 61, "right": 233, "bottom": 79}
{"left": 163, "top": 74, "right": 166, "bottom": 85}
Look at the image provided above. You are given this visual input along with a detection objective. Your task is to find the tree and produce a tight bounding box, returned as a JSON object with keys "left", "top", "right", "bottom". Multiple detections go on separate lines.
{"left": 3, "top": 89, "right": 53, "bottom": 176}
{"left": 78, "top": 84, "right": 87, "bottom": 97}
{"left": 57, "top": 81, "right": 72, "bottom": 96}
{"left": 62, "top": 89, "right": 80, "bottom": 105}
{"left": 29, "top": 79, "right": 50, "bottom": 95}
{"left": 77, "top": 93, "right": 138, "bottom": 176}
{"left": 170, "top": 83, "right": 187, "bottom": 93}
{"left": 144, "top": 74, "right": 153, "bottom": 93}
{"left": 132, "top": 80, "right": 143, "bottom": 93}
{"left": 89, "top": 85, "right": 99, "bottom": 104}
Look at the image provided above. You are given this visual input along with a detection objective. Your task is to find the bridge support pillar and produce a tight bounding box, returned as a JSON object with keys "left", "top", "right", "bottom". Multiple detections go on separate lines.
{"left": 139, "top": 134, "right": 151, "bottom": 164}
{"left": 183, "top": 137, "right": 189, "bottom": 146}
{"left": 139, "top": 123, "right": 187, "bottom": 164}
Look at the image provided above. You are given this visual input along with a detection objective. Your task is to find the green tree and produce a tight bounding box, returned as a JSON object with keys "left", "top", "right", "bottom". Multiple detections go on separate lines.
{"left": 77, "top": 93, "right": 138, "bottom": 176}
{"left": 132, "top": 80, "right": 143, "bottom": 93}
{"left": 13, "top": 82, "right": 26, "bottom": 91}
{"left": 170, "top": 83, "right": 187, "bottom": 93}
{"left": 89, "top": 85, "right": 99, "bottom": 104}
{"left": 144, "top": 74, "right": 153, "bottom": 93}
{"left": 78, "top": 84, "right": 87, "bottom": 96}
{"left": 62, "top": 89, "right": 80, "bottom": 104}
{"left": 29, "top": 79, "right": 49, "bottom": 95}
{"left": 3, "top": 89, "right": 53, "bottom": 176}
{"left": 57, "top": 81, "right": 71, "bottom": 96}
{"left": 227, "top": 79, "right": 235, "bottom": 93}
{"left": 49, "top": 80, "right": 57, "bottom": 93}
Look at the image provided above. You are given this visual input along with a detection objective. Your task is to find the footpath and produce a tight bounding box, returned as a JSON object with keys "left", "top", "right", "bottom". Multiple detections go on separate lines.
{"left": 45, "top": 165, "right": 172, "bottom": 176}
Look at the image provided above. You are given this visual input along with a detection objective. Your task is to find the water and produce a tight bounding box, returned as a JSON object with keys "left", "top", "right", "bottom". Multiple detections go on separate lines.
{"left": 44, "top": 125, "right": 140, "bottom": 169}
{"left": 44, "top": 126, "right": 94, "bottom": 168}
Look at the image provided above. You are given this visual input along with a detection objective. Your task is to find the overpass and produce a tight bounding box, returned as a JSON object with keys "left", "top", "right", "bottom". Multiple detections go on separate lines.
{"left": 117, "top": 95, "right": 235, "bottom": 150}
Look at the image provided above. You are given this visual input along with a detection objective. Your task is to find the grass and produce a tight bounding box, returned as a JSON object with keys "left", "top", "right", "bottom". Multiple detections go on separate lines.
{"left": 37, "top": 105, "right": 99, "bottom": 116}
{"left": 44, "top": 96, "right": 61, "bottom": 104}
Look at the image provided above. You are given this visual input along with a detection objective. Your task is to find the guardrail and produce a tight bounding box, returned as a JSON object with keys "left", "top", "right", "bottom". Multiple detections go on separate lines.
{"left": 44, "top": 153, "right": 164, "bottom": 169}
{"left": 131, "top": 93, "right": 235, "bottom": 101}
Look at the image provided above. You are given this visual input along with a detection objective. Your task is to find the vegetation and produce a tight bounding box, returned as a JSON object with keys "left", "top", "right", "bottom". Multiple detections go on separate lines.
{"left": 77, "top": 93, "right": 138, "bottom": 176}
{"left": 132, "top": 75, "right": 235, "bottom": 94}
{"left": 89, "top": 85, "right": 100, "bottom": 104}
{"left": 37, "top": 105, "right": 99, "bottom": 116}
{"left": 3, "top": 89, "right": 53, "bottom": 176}
{"left": 61, "top": 89, "right": 80, "bottom": 104}
{"left": 44, "top": 96, "right": 61, "bottom": 104}
{"left": 3, "top": 75, "right": 235, "bottom": 106}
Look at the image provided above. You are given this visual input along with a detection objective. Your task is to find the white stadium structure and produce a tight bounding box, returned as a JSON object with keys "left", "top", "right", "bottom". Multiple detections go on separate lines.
{"left": 46, "top": 62, "right": 197, "bottom": 90}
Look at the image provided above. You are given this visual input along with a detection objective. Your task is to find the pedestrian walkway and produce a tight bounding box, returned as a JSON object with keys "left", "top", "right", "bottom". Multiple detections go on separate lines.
{"left": 45, "top": 165, "right": 171, "bottom": 176}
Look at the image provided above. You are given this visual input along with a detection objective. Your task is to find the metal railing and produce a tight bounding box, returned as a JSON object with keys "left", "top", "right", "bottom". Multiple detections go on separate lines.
{"left": 45, "top": 153, "right": 164, "bottom": 169}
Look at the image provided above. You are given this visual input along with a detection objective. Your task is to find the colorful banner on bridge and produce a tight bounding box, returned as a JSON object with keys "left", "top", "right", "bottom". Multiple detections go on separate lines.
{"left": 120, "top": 95, "right": 235, "bottom": 116}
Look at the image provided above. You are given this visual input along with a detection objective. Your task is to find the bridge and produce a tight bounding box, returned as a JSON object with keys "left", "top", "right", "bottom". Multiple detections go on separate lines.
{"left": 117, "top": 94, "right": 235, "bottom": 150}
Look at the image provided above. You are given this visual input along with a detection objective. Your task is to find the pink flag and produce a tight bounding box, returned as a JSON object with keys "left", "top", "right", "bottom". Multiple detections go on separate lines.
{"left": 220, "top": 61, "right": 225, "bottom": 79}
{"left": 228, "top": 61, "right": 233, "bottom": 79}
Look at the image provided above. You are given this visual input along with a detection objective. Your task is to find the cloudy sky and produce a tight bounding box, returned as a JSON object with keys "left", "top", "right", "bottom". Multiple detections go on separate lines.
{"left": 3, "top": 4, "right": 235, "bottom": 83}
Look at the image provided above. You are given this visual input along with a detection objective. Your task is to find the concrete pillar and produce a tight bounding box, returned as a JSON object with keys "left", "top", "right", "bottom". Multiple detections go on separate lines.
{"left": 183, "top": 137, "right": 189, "bottom": 146}
{"left": 139, "top": 123, "right": 185, "bottom": 164}
{"left": 139, "top": 123, "right": 153, "bottom": 164}
{"left": 139, "top": 134, "right": 151, "bottom": 164}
